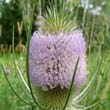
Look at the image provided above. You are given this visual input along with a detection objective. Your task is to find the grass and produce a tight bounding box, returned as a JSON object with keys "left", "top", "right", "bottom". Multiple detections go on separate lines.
{"left": 83, "top": 50, "right": 110, "bottom": 110}
{"left": 0, "top": 53, "right": 32, "bottom": 110}
{"left": 0, "top": 50, "right": 110, "bottom": 110}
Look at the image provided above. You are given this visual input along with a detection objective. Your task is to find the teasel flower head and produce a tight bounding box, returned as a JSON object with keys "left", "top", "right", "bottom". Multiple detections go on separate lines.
{"left": 29, "top": 29, "right": 87, "bottom": 109}
{"left": 29, "top": 30, "right": 87, "bottom": 90}
{"left": 29, "top": 0, "right": 87, "bottom": 109}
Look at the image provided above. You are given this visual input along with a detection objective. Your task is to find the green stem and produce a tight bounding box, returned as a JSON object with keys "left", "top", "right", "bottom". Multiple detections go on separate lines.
{"left": 31, "top": 105, "right": 36, "bottom": 110}
{"left": 82, "top": 0, "right": 89, "bottom": 28}
{"left": 25, "top": 5, "right": 46, "bottom": 110}
{"left": 12, "top": 25, "right": 31, "bottom": 95}
{"left": 62, "top": 57, "right": 80, "bottom": 110}
{"left": 88, "top": 15, "right": 96, "bottom": 60}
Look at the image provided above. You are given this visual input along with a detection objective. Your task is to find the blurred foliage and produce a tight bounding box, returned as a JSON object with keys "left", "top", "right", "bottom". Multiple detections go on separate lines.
{"left": 0, "top": 0, "right": 52, "bottom": 45}
{"left": 0, "top": 0, "right": 24, "bottom": 45}
{"left": 81, "top": 0, "right": 110, "bottom": 52}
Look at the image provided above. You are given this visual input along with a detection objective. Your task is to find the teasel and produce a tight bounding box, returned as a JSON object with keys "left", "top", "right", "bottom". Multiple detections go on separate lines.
{"left": 28, "top": 0, "right": 101, "bottom": 110}
{"left": 0, "top": 0, "right": 102, "bottom": 110}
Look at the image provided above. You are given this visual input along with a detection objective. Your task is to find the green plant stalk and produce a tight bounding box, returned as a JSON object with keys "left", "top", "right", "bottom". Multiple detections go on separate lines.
{"left": 12, "top": 25, "right": 31, "bottom": 95}
{"left": 25, "top": 4, "right": 47, "bottom": 110}
{"left": 16, "top": 65, "right": 30, "bottom": 92}
{"left": 82, "top": 0, "right": 89, "bottom": 28}
{"left": 88, "top": 15, "right": 96, "bottom": 60}
{"left": 62, "top": 57, "right": 80, "bottom": 110}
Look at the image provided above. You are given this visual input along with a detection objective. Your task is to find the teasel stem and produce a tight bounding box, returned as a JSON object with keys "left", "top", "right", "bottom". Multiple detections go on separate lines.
{"left": 16, "top": 65, "right": 30, "bottom": 92}
{"left": 82, "top": 0, "right": 89, "bottom": 28}
{"left": 39, "top": 0, "right": 42, "bottom": 16}
{"left": 25, "top": 4, "right": 47, "bottom": 109}
{"left": 62, "top": 57, "right": 80, "bottom": 110}
{"left": 36, "top": 0, "right": 43, "bottom": 32}
{"left": 88, "top": 15, "right": 96, "bottom": 60}
{"left": 26, "top": 26, "right": 47, "bottom": 110}
{"left": 12, "top": 25, "right": 30, "bottom": 94}
{"left": 12, "top": 25, "right": 33, "bottom": 103}
{"left": 31, "top": 105, "right": 36, "bottom": 110}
